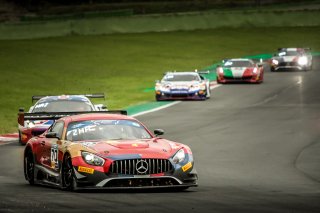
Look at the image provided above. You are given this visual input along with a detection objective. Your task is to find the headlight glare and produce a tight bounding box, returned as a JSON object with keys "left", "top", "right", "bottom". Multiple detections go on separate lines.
{"left": 272, "top": 59, "right": 279, "bottom": 65}
{"left": 298, "top": 56, "right": 308, "bottom": 65}
{"left": 172, "top": 149, "right": 185, "bottom": 164}
{"left": 81, "top": 151, "right": 105, "bottom": 166}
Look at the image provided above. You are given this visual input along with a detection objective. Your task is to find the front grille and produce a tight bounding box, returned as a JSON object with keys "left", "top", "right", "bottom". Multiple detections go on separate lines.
{"left": 224, "top": 76, "right": 252, "bottom": 80}
{"left": 279, "top": 62, "right": 298, "bottom": 66}
{"left": 104, "top": 177, "right": 179, "bottom": 187}
{"left": 171, "top": 94, "right": 189, "bottom": 97}
{"left": 110, "top": 159, "right": 173, "bottom": 175}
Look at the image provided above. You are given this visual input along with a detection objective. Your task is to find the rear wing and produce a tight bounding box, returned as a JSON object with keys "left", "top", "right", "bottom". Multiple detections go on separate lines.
{"left": 18, "top": 109, "right": 127, "bottom": 126}
{"left": 32, "top": 93, "right": 106, "bottom": 102}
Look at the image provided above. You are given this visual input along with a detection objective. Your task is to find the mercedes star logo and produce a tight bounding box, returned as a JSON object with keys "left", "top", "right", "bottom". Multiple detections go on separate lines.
{"left": 136, "top": 159, "right": 148, "bottom": 174}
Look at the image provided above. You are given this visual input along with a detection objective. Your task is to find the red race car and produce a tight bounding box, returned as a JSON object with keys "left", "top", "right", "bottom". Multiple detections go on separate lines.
{"left": 23, "top": 112, "right": 198, "bottom": 191}
{"left": 216, "top": 58, "right": 264, "bottom": 83}
{"left": 18, "top": 94, "right": 106, "bottom": 145}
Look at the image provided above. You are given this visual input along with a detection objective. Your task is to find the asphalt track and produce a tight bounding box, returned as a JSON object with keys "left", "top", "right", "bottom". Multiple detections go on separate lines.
{"left": 0, "top": 58, "right": 320, "bottom": 213}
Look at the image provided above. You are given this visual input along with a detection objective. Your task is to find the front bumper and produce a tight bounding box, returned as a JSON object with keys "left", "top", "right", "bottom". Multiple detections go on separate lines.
{"left": 72, "top": 157, "right": 198, "bottom": 189}
{"left": 271, "top": 62, "right": 307, "bottom": 71}
{"left": 155, "top": 90, "right": 206, "bottom": 100}
{"left": 217, "top": 76, "right": 261, "bottom": 83}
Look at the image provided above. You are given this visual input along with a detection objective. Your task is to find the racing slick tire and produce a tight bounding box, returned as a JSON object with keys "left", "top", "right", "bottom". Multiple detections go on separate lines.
{"left": 206, "top": 86, "right": 211, "bottom": 99}
{"left": 62, "top": 154, "right": 77, "bottom": 191}
{"left": 18, "top": 131, "right": 24, "bottom": 145}
{"left": 24, "top": 148, "right": 35, "bottom": 185}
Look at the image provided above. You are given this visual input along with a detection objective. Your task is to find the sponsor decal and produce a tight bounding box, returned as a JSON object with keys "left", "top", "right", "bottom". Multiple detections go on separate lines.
{"left": 132, "top": 143, "right": 138, "bottom": 147}
{"left": 182, "top": 162, "right": 192, "bottom": 172}
{"left": 50, "top": 144, "right": 59, "bottom": 169}
{"left": 34, "top": 102, "right": 49, "bottom": 109}
{"left": 82, "top": 141, "right": 99, "bottom": 148}
{"left": 78, "top": 166, "right": 94, "bottom": 174}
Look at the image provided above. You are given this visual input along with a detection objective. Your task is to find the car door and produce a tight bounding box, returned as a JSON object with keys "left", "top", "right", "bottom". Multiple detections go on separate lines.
{"left": 42, "top": 121, "right": 65, "bottom": 171}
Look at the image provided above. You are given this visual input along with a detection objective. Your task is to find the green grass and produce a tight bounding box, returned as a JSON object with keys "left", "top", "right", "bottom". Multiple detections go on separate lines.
{"left": 0, "top": 26, "right": 320, "bottom": 133}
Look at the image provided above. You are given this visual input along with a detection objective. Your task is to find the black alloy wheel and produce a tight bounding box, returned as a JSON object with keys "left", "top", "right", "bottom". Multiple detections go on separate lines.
{"left": 24, "top": 149, "right": 35, "bottom": 185}
{"left": 62, "top": 154, "right": 75, "bottom": 190}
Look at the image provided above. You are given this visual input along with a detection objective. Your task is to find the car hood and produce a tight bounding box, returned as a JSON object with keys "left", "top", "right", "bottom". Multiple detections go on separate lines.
{"left": 162, "top": 81, "right": 199, "bottom": 87}
{"left": 223, "top": 67, "right": 254, "bottom": 78}
{"left": 273, "top": 56, "right": 299, "bottom": 62}
{"left": 79, "top": 139, "right": 183, "bottom": 159}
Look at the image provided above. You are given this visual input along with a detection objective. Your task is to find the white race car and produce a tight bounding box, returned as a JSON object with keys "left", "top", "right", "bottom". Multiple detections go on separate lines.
{"left": 155, "top": 71, "right": 210, "bottom": 101}
{"left": 18, "top": 93, "right": 107, "bottom": 145}
{"left": 270, "top": 48, "right": 312, "bottom": 71}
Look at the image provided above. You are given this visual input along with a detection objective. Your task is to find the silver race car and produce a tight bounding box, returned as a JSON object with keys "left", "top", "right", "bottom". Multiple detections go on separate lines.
{"left": 270, "top": 48, "right": 312, "bottom": 71}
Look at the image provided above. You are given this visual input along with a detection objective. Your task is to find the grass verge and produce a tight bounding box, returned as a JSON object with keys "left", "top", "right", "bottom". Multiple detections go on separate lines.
{"left": 0, "top": 26, "right": 320, "bottom": 133}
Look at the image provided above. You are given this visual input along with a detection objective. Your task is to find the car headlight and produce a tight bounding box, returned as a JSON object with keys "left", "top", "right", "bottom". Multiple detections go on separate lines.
{"left": 253, "top": 68, "right": 257, "bottom": 74}
{"left": 81, "top": 151, "right": 105, "bottom": 166}
{"left": 217, "top": 67, "right": 224, "bottom": 74}
{"left": 298, "top": 56, "right": 308, "bottom": 65}
{"left": 199, "top": 83, "right": 206, "bottom": 90}
{"left": 272, "top": 59, "right": 279, "bottom": 65}
{"left": 189, "top": 84, "right": 199, "bottom": 91}
{"left": 160, "top": 85, "right": 170, "bottom": 92}
{"left": 172, "top": 149, "right": 185, "bottom": 164}
{"left": 155, "top": 83, "right": 161, "bottom": 91}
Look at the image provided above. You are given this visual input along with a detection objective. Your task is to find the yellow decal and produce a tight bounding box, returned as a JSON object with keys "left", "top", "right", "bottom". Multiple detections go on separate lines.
{"left": 21, "top": 133, "right": 28, "bottom": 140}
{"left": 132, "top": 143, "right": 138, "bottom": 147}
{"left": 182, "top": 162, "right": 192, "bottom": 172}
{"left": 78, "top": 166, "right": 94, "bottom": 174}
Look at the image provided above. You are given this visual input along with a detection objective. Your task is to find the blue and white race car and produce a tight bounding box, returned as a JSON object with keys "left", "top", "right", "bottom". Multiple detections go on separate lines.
{"left": 155, "top": 71, "right": 210, "bottom": 101}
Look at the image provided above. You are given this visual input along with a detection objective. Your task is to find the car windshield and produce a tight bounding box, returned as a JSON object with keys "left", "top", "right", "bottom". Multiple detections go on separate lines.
{"left": 277, "top": 51, "right": 300, "bottom": 56}
{"left": 32, "top": 100, "right": 93, "bottom": 112}
{"left": 66, "top": 119, "right": 152, "bottom": 141}
{"left": 223, "top": 60, "right": 254, "bottom": 67}
{"left": 163, "top": 74, "right": 199, "bottom": 82}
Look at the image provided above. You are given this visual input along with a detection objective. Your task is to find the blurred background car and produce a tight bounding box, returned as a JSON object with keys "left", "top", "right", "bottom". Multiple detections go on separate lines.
{"left": 18, "top": 93, "right": 107, "bottom": 145}
{"left": 216, "top": 58, "right": 264, "bottom": 84}
{"left": 270, "top": 48, "right": 313, "bottom": 71}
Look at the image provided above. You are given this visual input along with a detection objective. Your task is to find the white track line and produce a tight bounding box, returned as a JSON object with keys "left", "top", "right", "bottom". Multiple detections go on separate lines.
{"left": 0, "top": 137, "right": 17, "bottom": 146}
{"left": 132, "top": 101, "right": 182, "bottom": 117}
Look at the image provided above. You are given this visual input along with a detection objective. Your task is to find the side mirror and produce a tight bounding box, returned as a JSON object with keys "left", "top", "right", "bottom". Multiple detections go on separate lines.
{"left": 154, "top": 129, "right": 164, "bottom": 136}
{"left": 46, "top": 132, "right": 60, "bottom": 139}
